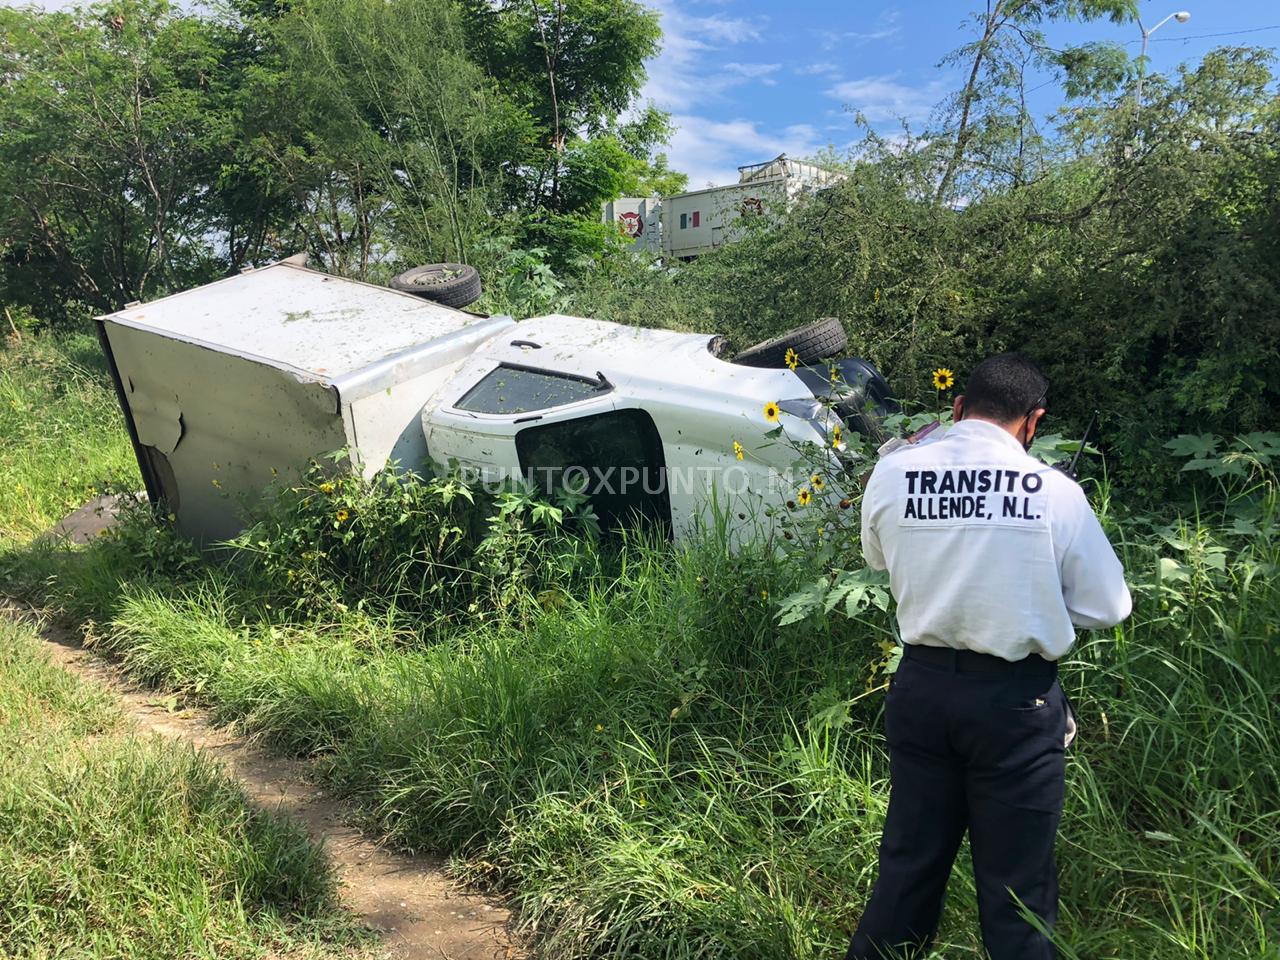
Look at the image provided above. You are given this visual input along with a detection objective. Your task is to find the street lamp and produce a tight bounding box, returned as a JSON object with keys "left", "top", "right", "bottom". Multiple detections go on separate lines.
{"left": 1135, "top": 10, "right": 1191, "bottom": 109}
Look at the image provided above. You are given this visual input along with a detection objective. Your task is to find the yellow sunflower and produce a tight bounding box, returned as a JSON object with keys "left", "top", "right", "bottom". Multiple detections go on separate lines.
{"left": 932, "top": 367, "right": 955, "bottom": 391}
{"left": 318, "top": 481, "right": 335, "bottom": 494}
{"left": 335, "top": 508, "right": 349, "bottom": 522}
{"left": 797, "top": 487, "right": 812, "bottom": 507}
{"left": 763, "top": 401, "right": 781, "bottom": 423}
{"left": 733, "top": 440, "right": 745, "bottom": 461}
{"left": 810, "top": 474, "right": 825, "bottom": 490}
{"left": 784, "top": 347, "right": 800, "bottom": 371}
{"left": 831, "top": 423, "right": 844, "bottom": 448}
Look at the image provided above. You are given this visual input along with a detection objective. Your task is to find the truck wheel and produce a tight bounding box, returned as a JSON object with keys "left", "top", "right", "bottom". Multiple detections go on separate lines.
{"left": 732, "top": 317, "right": 848, "bottom": 368}
{"left": 390, "top": 263, "right": 482, "bottom": 309}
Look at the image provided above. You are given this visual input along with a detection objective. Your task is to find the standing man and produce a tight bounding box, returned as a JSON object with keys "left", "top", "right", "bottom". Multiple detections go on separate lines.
{"left": 847, "top": 353, "right": 1132, "bottom": 960}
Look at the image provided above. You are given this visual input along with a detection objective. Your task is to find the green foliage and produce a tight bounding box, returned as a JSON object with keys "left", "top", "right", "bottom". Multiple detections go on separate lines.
{"left": 7, "top": 466, "right": 1274, "bottom": 958}
{"left": 548, "top": 109, "right": 688, "bottom": 216}
{"left": 575, "top": 47, "right": 1280, "bottom": 498}
{"left": 559, "top": 135, "right": 652, "bottom": 213}
{"left": 0, "top": 334, "right": 135, "bottom": 543}
{"left": 1, "top": 333, "right": 1274, "bottom": 957}
{"left": 474, "top": 240, "right": 571, "bottom": 317}
{"left": 456, "top": 0, "right": 661, "bottom": 157}
{"left": 0, "top": 0, "right": 1278, "bottom": 948}
{"left": 227, "top": 458, "right": 597, "bottom": 624}
{"left": 931, "top": 0, "right": 1139, "bottom": 204}
{"left": 260, "top": 0, "right": 530, "bottom": 275}
{"left": 0, "top": 0, "right": 671, "bottom": 319}
{"left": 1166, "top": 432, "right": 1280, "bottom": 513}
{"left": 1052, "top": 41, "right": 1134, "bottom": 98}
{"left": 231, "top": 463, "right": 485, "bottom": 620}
{"left": 0, "top": 0, "right": 250, "bottom": 317}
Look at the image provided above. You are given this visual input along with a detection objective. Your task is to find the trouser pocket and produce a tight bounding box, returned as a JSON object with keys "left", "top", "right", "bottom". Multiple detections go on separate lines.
{"left": 1062, "top": 688, "right": 1078, "bottom": 749}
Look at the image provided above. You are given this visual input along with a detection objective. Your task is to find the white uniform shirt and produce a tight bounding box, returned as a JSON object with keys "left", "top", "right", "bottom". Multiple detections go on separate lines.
{"left": 861, "top": 419, "right": 1132, "bottom": 661}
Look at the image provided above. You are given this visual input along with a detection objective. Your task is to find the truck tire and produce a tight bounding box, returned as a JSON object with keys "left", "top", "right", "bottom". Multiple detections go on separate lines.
{"left": 732, "top": 317, "right": 848, "bottom": 368}
{"left": 389, "top": 263, "right": 482, "bottom": 309}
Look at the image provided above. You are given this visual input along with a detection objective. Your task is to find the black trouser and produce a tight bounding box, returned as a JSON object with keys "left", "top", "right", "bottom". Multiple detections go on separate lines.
{"left": 846, "top": 645, "right": 1068, "bottom": 960}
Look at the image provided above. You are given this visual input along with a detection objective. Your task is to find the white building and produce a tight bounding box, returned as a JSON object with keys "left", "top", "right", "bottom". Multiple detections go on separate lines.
{"left": 601, "top": 154, "right": 844, "bottom": 260}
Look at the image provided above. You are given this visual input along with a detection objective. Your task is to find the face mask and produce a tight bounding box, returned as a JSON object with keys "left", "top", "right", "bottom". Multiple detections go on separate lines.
{"left": 1022, "top": 392, "right": 1047, "bottom": 452}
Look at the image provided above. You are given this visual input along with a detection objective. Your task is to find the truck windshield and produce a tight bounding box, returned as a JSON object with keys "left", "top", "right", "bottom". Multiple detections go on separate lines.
{"left": 455, "top": 363, "right": 610, "bottom": 415}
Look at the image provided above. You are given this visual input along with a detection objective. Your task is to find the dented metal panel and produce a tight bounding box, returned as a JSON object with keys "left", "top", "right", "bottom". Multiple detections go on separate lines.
{"left": 103, "top": 322, "right": 347, "bottom": 544}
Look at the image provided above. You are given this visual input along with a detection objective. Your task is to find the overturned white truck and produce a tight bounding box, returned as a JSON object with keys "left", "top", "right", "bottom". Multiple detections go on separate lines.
{"left": 97, "top": 259, "right": 895, "bottom": 545}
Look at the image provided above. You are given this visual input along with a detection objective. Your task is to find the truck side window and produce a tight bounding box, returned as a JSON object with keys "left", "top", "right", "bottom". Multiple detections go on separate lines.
{"left": 455, "top": 364, "right": 609, "bottom": 415}
{"left": 516, "top": 408, "right": 672, "bottom": 536}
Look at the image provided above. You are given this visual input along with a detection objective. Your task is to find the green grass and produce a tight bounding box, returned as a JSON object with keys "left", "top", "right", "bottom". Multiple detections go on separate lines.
{"left": 2, "top": 334, "right": 1277, "bottom": 959}
{"left": 0, "top": 615, "right": 374, "bottom": 959}
{"left": 0, "top": 333, "right": 135, "bottom": 544}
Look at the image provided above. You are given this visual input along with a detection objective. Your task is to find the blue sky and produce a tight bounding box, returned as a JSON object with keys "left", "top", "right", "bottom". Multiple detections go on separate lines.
{"left": 5, "top": 0, "right": 1277, "bottom": 187}
{"left": 641, "top": 1, "right": 1280, "bottom": 187}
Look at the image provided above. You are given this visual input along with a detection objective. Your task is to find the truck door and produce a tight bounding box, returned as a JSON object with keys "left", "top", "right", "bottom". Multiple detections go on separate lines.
{"left": 515, "top": 407, "right": 672, "bottom": 535}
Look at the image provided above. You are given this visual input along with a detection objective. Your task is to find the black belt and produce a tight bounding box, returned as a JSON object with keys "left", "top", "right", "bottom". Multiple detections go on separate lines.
{"left": 903, "top": 643, "right": 1057, "bottom": 678}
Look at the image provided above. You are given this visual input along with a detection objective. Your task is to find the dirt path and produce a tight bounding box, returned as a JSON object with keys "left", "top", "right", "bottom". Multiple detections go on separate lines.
{"left": 1, "top": 601, "right": 518, "bottom": 960}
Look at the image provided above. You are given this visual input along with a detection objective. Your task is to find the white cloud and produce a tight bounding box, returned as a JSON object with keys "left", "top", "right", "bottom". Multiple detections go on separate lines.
{"left": 814, "top": 8, "right": 902, "bottom": 52}
{"left": 825, "top": 74, "right": 943, "bottom": 123}
{"left": 795, "top": 61, "right": 841, "bottom": 77}
{"left": 688, "top": 14, "right": 762, "bottom": 44}
{"left": 841, "top": 25, "right": 901, "bottom": 43}
{"left": 721, "top": 61, "right": 781, "bottom": 85}
{"left": 639, "top": 1, "right": 771, "bottom": 112}
{"left": 667, "top": 116, "right": 828, "bottom": 189}
{"left": 631, "top": 2, "right": 836, "bottom": 192}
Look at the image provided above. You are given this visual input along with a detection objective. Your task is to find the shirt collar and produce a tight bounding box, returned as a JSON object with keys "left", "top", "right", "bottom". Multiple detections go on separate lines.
{"left": 948, "top": 418, "right": 1027, "bottom": 454}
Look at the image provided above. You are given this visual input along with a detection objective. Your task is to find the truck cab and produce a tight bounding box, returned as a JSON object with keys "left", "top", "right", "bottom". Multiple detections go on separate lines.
{"left": 423, "top": 314, "right": 872, "bottom": 539}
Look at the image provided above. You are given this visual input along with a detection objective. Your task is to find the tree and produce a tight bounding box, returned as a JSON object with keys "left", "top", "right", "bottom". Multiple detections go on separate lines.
{"left": 933, "top": 0, "right": 1137, "bottom": 205}
{"left": 0, "top": 0, "right": 247, "bottom": 313}
{"left": 257, "top": 0, "right": 671, "bottom": 275}
{"left": 257, "top": 0, "right": 531, "bottom": 276}
{"left": 457, "top": 0, "right": 663, "bottom": 211}
{"left": 576, "top": 46, "right": 1280, "bottom": 493}
{"left": 0, "top": 0, "right": 679, "bottom": 317}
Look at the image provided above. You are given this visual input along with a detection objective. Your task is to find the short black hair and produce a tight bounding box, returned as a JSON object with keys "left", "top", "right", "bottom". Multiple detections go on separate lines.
{"left": 962, "top": 352, "right": 1048, "bottom": 424}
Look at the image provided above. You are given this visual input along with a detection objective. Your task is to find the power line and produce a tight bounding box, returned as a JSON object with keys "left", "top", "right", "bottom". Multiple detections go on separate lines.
{"left": 1129, "top": 24, "right": 1280, "bottom": 44}
{"left": 991, "top": 26, "right": 1279, "bottom": 99}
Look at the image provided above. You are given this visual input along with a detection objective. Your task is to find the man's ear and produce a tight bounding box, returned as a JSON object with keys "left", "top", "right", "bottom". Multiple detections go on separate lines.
{"left": 952, "top": 395, "right": 965, "bottom": 422}
{"left": 1026, "top": 408, "right": 1046, "bottom": 443}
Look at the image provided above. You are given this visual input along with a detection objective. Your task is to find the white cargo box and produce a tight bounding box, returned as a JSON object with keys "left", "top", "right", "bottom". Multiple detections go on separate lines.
{"left": 661, "top": 180, "right": 786, "bottom": 259}
{"left": 662, "top": 155, "right": 844, "bottom": 260}
{"left": 96, "top": 261, "right": 512, "bottom": 544}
